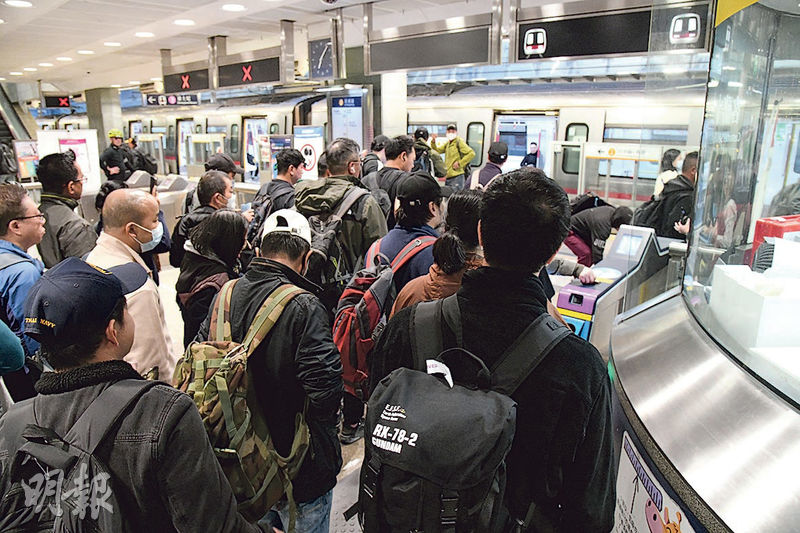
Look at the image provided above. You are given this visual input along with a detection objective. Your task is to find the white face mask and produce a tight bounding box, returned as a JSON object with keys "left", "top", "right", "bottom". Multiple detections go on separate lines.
{"left": 226, "top": 194, "right": 236, "bottom": 210}
{"left": 446, "top": 133, "right": 456, "bottom": 142}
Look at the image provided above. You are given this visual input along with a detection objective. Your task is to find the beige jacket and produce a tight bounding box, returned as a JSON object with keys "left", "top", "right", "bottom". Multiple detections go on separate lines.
{"left": 86, "top": 232, "right": 176, "bottom": 380}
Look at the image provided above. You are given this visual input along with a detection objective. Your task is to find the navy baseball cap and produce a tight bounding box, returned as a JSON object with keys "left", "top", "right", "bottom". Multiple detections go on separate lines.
{"left": 24, "top": 258, "right": 148, "bottom": 344}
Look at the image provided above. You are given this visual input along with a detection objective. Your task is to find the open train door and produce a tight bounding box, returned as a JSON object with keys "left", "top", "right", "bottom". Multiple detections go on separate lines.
{"left": 492, "top": 113, "right": 558, "bottom": 180}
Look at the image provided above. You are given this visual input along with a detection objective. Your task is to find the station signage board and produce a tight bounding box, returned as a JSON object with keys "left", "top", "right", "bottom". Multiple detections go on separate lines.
{"left": 219, "top": 57, "right": 280, "bottom": 88}
{"left": 143, "top": 94, "right": 200, "bottom": 106}
{"left": 164, "top": 69, "right": 209, "bottom": 93}
{"left": 43, "top": 95, "right": 71, "bottom": 108}
{"left": 294, "top": 126, "right": 325, "bottom": 180}
{"left": 517, "top": 2, "right": 710, "bottom": 61}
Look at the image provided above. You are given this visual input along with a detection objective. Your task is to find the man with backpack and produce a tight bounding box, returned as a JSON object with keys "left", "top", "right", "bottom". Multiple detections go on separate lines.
{"left": 565, "top": 205, "right": 633, "bottom": 266}
{"left": 430, "top": 124, "right": 475, "bottom": 191}
{"left": 634, "top": 151, "right": 698, "bottom": 240}
{"left": 0, "top": 257, "right": 262, "bottom": 532}
{"left": 361, "top": 135, "right": 416, "bottom": 228}
{"left": 100, "top": 129, "right": 133, "bottom": 181}
{"left": 412, "top": 127, "right": 446, "bottom": 179}
{"left": 194, "top": 209, "right": 343, "bottom": 533}
{"left": 246, "top": 148, "right": 305, "bottom": 251}
{"left": 477, "top": 141, "right": 508, "bottom": 188}
{"left": 365, "top": 168, "right": 616, "bottom": 532}
{"left": 126, "top": 137, "right": 159, "bottom": 174}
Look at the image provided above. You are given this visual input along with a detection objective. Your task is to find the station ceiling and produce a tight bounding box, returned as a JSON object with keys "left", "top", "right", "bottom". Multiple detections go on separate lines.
{"left": 0, "top": 0, "right": 548, "bottom": 92}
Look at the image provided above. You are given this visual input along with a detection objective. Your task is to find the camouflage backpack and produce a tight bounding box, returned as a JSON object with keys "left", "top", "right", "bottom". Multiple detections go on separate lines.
{"left": 173, "top": 280, "right": 308, "bottom": 530}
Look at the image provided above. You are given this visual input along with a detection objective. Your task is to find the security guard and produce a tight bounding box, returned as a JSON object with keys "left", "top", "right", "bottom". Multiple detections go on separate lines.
{"left": 100, "top": 128, "right": 133, "bottom": 181}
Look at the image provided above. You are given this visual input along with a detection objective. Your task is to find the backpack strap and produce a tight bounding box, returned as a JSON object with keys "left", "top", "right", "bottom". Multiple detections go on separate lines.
{"left": 241, "top": 284, "right": 306, "bottom": 356}
{"left": 335, "top": 187, "right": 369, "bottom": 218}
{"left": 63, "top": 380, "right": 161, "bottom": 454}
{"left": 490, "top": 314, "right": 571, "bottom": 396}
{"left": 0, "top": 253, "right": 31, "bottom": 271}
{"left": 210, "top": 279, "right": 239, "bottom": 342}
{"left": 365, "top": 238, "right": 382, "bottom": 268}
{"left": 411, "top": 299, "right": 444, "bottom": 371}
{"left": 390, "top": 236, "right": 436, "bottom": 272}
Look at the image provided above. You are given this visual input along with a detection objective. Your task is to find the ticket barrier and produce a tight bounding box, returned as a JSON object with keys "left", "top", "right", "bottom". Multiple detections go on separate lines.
{"left": 556, "top": 225, "right": 679, "bottom": 358}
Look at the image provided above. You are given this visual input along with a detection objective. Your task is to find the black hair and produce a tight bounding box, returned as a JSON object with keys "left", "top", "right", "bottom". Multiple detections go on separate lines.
{"left": 660, "top": 149, "right": 681, "bottom": 173}
{"left": 197, "top": 170, "right": 230, "bottom": 206}
{"left": 95, "top": 180, "right": 128, "bottom": 212}
{"left": 433, "top": 233, "right": 467, "bottom": 275}
{"left": 385, "top": 135, "right": 414, "bottom": 161}
{"left": 611, "top": 206, "right": 633, "bottom": 229}
{"left": 0, "top": 184, "right": 28, "bottom": 237}
{"left": 414, "top": 127, "right": 429, "bottom": 141}
{"left": 326, "top": 138, "right": 360, "bottom": 175}
{"left": 41, "top": 297, "right": 126, "bottom": 370}
{"left": 260, "top": 232, "right": 310, "bottom": 262}
{"left": 684, "top": 151, "right": 699, "bottom": 173}
{"left": 276, "top": 148, "right": 306, "bottom": 175}
{"left": 317, "top": 152, "right": 328, "bottom": 177}
{"left": 191, "top": 209, "right": 247, "bottom": 269}
{"left": 481, "top": 168, "right": 570, "bottom": 272}
{"left": 37, "top": 152, "right": 78, "bottom": 193}
{"left": 371, "top": 135, "right": 390, "bottom": 152}
{"left": 396, "top": 196, "right": 441, "bottom": 228}
{"left": 432, "top": 189, "right": 483, "bottom": 274}
{"left": 530, "top": 141, "right": 538, "bottom": 146}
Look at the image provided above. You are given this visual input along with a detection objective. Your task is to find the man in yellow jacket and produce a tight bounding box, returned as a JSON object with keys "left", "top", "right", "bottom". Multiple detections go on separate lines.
{"left": 430, "top": 124, "right": 475, "bottom": 191}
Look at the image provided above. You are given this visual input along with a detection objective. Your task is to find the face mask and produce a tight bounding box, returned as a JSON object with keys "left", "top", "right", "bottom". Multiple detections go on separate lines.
{"left": 446, "top": 133, "right": 456, "bottom": 142}
{"left": 226, "top": 194, "right": 237, "bottom": 210}
{"left": 132, "top": 222, "right": 163, "bottom": 253}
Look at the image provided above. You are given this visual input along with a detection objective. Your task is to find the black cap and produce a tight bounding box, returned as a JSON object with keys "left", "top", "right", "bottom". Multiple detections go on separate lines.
{"left": 205, "top": 153, "right": 244, "bottom": 175}
{"left": 446, "top": 123, "right": 457, "bottom": 131}
{"left": 413, "top": 127, "right": 429, "bottom": 140}
{"left": 397, "top": 173, "right": 453, "bottom": 207}
{"left": 371, "top": 135, "right": 391, "bottom": 152}
{"left": 24, "top": 258, "right": 148, "bottom": 345}
{"left": 488, "top": 141, "right": 508, "bottom": 161}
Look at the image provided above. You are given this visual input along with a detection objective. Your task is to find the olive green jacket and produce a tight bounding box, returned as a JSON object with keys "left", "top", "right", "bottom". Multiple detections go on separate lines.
{"left": 430, "top": 136, "right": 476, "bottom": 179}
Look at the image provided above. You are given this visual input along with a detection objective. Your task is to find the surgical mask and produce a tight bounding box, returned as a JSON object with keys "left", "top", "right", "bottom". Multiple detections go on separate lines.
{"left": 132, "top": 222, "right": 163, "bottom": 253}
{"left": 446, "top": 133, "right": 456, "bottom": 142}
{"left": 227, "top": 194, "right": 237, "bottom": 210}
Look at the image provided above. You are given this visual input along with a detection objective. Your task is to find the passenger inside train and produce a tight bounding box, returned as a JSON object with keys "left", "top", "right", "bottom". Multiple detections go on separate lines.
{"left": 2, "top": 1, "right": 800, "bottom": 532}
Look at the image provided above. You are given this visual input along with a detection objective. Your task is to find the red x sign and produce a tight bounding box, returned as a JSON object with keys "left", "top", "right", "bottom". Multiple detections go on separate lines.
{"left": 58, "top": 97, "right": 69, "bottom": 107}
{"left": 241, "top": 65, "right": 253, "bottom": 82}
{"left": 181, "top": 74, "right": 190, "bottom": 89}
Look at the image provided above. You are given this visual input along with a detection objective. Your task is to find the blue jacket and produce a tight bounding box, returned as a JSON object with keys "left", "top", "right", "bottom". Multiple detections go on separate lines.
{"left": 370, "top": 225, "right": 438, "bottom": 292}
{"left": 0, "top": 240, "right": 44, "bottom": 357}
{"left": 0, "top": 319, "right": 24, "bottom": 375}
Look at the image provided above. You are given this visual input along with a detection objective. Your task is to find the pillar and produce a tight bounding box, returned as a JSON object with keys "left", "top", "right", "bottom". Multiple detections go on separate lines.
{"left": 85, "top": 87, "right": 122, "bottom": 161}
{"left": 380, "top": 72, "right": 407, "bottom": 137}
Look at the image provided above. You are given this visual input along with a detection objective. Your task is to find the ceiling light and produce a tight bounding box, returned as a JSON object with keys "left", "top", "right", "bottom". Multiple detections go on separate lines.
{"left": 222, "top": 3, "right": 246, "bottom": 11}
{"left": 23, "top": 67, "right": 36, "bottom": 72}
{"left": 104, "top": 41, "right": 122, "bottom": 47}
{"left": 0, "top": 77, "right": 5, "bottom": 81}
{"left": 173, "top": 19, "right": 195, "bottom": 26}
{"left": 9, "top": 72, "right": 23, "bottom": 76}
{"left": 728, "top": 81, "right": 743, "bottom": 88}
{"left": 708, "top": 80, "right": 720, "bottom": 88}
{"left": 111, "top": 84, "right": 122, "bottom": 88}
{"left": 4, "top": 1, "right": 34, "bottom": 7}
{"left": 0, "top": 19, "right": 5, "bottom": 23}
{"left": 77, "top": 50, "right": 94, "bottom": 55}
{"left": 129, "top": 80, "right": 140, "bottom": 85}
{"left": 150, "top": 77, "right": 162, "bottom": 82}
{"left": 38, "top": 62, "right": 53, "bottom": 67}
{"left": 56, "top": 56, "right": 72, "bottom": 61}
{"left": 135, "top": 31, "right": 155, "bottom": 38}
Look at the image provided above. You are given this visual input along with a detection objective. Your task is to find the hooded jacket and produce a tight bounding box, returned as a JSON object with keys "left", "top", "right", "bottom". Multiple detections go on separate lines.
{"left": 294, "top": 175, "right": 387, "bottom": 272}
{"left": 196, "top": 258, "right": 343, "bottom": 504}
{"left": 169, "top": 205, "right": 216, "bottom": 268}
{"left": 413, "top": 138, "right": 446, "bottom": 178}
{"left": 37, "top": 193, "right": 98, "bottom": 268}
{"left": 657, "top": 174, "right": 695, "bottom": 240}
{"left": 430, "top": 136, "right": 475, "bottom": 179}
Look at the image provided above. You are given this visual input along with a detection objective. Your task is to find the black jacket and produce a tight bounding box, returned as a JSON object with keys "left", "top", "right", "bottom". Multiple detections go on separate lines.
{"left": 369, "top": 267, "right": 616, "bottom": 531}
{"left": 176, "top": 251, "right": 233, "bottom": 348}
{"left": 657, "top": 174, "right": 695, "bottom": 240}
{"left": 571, "top": 205, "right": 616, "bottom": 264}
{"left": 99, "top": 145, "right": 132, "bottom": 181}
{"left": 362, "top": 167, "right": 409, "bottom": 228}
{"left": 197, "top": 258, "right": 343, "bottom": 503}
{"left": 255, "top": 179, "right": 296, "bottom": 212}
{"left": 361, "top": 152, "right": 382, "bottom": 177}
{"left": 0, "top": 360, "right": 261, "bottom": 532}
{"left": 478, "top": 162, "right": 503, "bottom": 188}
{"left": 169, "top": 205, "right": 216, "bottom": 268}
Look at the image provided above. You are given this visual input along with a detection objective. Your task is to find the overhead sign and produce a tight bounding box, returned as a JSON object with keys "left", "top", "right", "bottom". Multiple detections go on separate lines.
{"left": 164, "top": 69, "right": 209, "bottom": 93}
{"left": 143, "top": 94, "right": 200, "bottom": 106}
{"left": 219, "top": 57, "right": 280, "bottom": 88}
{"left": 43, "top": 95, "right": 70, "bottom": 108}
{"left": 517, "top": 2, "right": 710, "bottom": 61}
{"left": 294, "top": 126, "right": 325, "bottom": 180}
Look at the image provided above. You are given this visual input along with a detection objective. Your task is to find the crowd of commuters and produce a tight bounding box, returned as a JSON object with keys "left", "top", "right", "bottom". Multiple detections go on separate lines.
{"left": 0, "top": 130, "right": 627, "bottom": 533}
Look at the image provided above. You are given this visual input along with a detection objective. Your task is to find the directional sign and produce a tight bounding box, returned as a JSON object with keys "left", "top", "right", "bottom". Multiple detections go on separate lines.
{"left": 164, "top": 69, "right": 209, "bottom": 93}
{"left": 143, "top": 94, "right": 200, "bottom": 106}
{"left": 43, "top": 95, "right": 71, "bottom": 108}
{"left": 219, "top": 57, "right": 280, "bottom": 88}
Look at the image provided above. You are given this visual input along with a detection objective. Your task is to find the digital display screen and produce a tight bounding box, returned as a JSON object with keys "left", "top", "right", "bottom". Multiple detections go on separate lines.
{"left": 614, "top": 234, "right": 643, "bottom": 257}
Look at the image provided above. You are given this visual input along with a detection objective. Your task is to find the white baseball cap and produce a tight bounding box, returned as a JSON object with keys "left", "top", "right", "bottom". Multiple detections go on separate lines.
{"left": 261, "top": 209, "right": 312, "bottom": 245}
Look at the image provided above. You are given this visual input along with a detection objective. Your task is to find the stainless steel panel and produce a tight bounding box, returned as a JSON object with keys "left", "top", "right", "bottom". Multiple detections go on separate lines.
{"left": 217, "top": 46, "right": 282, "bottom": 67}
{"left": 369, "top": 14, "right": 492, "bottom": 42}
{"left": 611, "top": 294, "right": 800, "bottom": 533}
{"left": 517, "top": 0, "right": 701, "bottom": 23}
{"left": 162, "top": 59, "right": 209, "bottom": 77}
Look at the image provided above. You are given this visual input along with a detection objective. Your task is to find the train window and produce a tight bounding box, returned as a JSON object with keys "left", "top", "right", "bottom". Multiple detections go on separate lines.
{"left": 168, "top": 125, "right": 175, "bottom": 151}
{"left": 143, "top": 125, "right": 149, "bottom": 133}
{"left": 195, "top": 124, "right": 202, "bottom": 133}
{"left": 563, "top": 123, "right": 589, "bottom": 175}
{"left": 408, "top": 124, "right": 450, "bottom": 138}
{"left": 270, "top": 124, "right": 279, "bottom": 135}
{"left": 230, "top": 124, "right": 240, "bottom": 154}
{"left": 603, "top": 127, "right": 688, "bottom": 144}
{"left": 466, "top": 122, "right": 485, "bottom": 167}
{"left": 207, "top": 126, "right": 227, "bottom": 134}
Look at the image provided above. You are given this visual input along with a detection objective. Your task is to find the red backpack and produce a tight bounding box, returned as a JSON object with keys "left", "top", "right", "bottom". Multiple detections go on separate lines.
{"left": 332, "top": 236, "right": 436, "bottom": 400}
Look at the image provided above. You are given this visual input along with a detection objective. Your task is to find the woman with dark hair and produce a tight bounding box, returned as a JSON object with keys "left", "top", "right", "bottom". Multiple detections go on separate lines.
{"left": 176, "top": 209, "right": 246, "bottom": 347}
{"left": 390, "top": 189, "right": 485, "bottom": 316}
{"left": 653, "top": 148, "right": 681, "bottom": 197}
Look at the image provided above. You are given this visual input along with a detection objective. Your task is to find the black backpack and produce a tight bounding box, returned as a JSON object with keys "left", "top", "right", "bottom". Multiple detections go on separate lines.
{"left": 412, "top": 149, "right": 433, "bottom": 177}
{"left": 0, "top": 380, "right": 159, "bottom": 532}
{"left": 360, "top": 171, "right": 392, "bottom": 219}
{"left": 570, "top": 192, "right": 610, "bottom": 216}
{"left": 0, "top": 143, "right": 18, "bottom": 176}
{"left": 140, "top": 152, "right": 158, "bottom": 175}
{"left": 632, "top": 195, "right": 664, "bottom": 229}
{"left": 246, "top": 187, "right": 295, "bottom": 250}
{"left": 304, "top": 187, "right": 369, "bottom": 313}
{"left": 353, "top": 295, "right": 572, "bottom": 533}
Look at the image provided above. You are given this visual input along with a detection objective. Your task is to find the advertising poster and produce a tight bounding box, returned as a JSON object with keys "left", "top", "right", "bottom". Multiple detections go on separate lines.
{"left": 13, "top": 140, "right": 38, "bottom": 181}
{"left": 331, "top": 96, "right": 363, "bottom": 149}
{"left": 58, "top": 138, "right": 92, "bottom": 177}
{"left": 294, "top": 126, "right": 325, "bottom": 180}
{"left": 37, "top": 130, "right": 101, "bottom": 191}
{"left": 268, "top": 135, "right": 293, "bottom": 180}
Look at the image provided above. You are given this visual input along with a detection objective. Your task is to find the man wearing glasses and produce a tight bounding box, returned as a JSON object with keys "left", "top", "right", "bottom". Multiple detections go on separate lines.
{"left": 0, "top": 183, "right": 45, "bottom": 400}
{"left": 36, "top": 151, "right": 98, "bottom": 268}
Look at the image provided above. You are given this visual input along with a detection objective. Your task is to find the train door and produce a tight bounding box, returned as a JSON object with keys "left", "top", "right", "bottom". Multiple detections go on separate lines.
{"left": 177, "top": 119, "right": 194, "bottom": 175}
{"left": 492, "top": 113, "right": 558, "bottom": 178}
{"left": 552, "top": 108, "right": 606, "bottom": 196}
{"left": 129, "top": 120, "right": 143, "bottom": 139}
{"left": 242, "top": 117, "right": 268, "bottom": 183}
